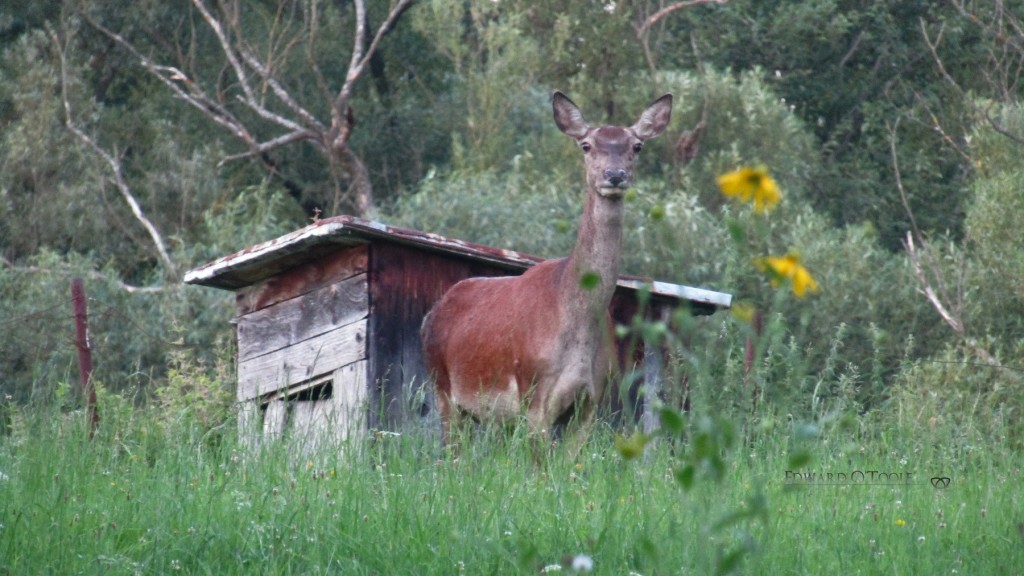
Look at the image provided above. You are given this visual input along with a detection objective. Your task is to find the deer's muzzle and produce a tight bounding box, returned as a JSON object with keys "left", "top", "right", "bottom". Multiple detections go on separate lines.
{"left": 601, "top": 168, "right": 630, "bottom": 189}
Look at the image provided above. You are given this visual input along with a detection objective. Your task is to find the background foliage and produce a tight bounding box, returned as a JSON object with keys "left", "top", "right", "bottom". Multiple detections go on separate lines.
{"left": 1, "top": 0, "right": 1022, "bottom": 444}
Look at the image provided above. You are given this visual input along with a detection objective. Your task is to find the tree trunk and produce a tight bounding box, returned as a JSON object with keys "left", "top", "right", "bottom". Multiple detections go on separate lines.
{"left": 334, "top": 141, "right": 374, "bottom": 216}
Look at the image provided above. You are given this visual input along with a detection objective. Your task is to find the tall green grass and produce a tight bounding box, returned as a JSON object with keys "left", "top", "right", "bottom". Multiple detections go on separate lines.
{"left": 1, "top": 398, "right": 1020, "bottom": 575}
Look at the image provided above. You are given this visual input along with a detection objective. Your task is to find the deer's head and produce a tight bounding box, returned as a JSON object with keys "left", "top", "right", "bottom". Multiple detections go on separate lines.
{"left": 553, "top": 91, "right": 673, "bottom": 198}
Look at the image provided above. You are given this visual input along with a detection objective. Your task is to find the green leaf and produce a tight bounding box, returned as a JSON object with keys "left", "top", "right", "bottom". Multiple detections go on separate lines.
{"left": 714, "top": 494, "right": 769, "bottom": 531}
{"left": 675, "top": 464, "right": 695, "bottom": 491}
{"left": 787, "top": 449, "right": 812, "bottom": 469}
{"left": 725, "top": 217, "right": 747, "bottom": 244}
{"left": 614, "top": 431, "right": 648, "bottom": 460}
{"left": 707, "top": 454, "right": 727, "bottom": 482}
{"left": 693, "top": 431, "right": 714, "bottom": 460}
{"left": 715, "top": 546, "right": 748, "bottom": 576}
{"left": 713, "top": 509, "right": 753, "bottom": 532}
{"left": 658, "top": 406, "right": 685, "bottom": 436}
{"left": 579, "top": 271, "right": 601, "bottom": 290}
{"left": 639, "top": 536, "right": 659, "bottom": 563}
{"left": 642, "top": 321, "right": 668, "bottom": 343}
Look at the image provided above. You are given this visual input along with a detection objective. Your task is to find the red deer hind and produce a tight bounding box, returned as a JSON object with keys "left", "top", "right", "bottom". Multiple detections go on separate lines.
{"left": 421, "top": 91, "right": 673, "bottom": 450}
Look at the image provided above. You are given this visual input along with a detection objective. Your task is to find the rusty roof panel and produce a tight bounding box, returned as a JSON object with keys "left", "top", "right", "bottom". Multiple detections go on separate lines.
{"left": 183, "top": 215, "right": 731, "bottom": 309}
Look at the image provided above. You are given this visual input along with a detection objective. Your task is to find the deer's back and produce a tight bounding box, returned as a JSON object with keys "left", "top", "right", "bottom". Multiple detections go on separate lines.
{"left": 421, "top": 259, "right": 567, "bottom": 399}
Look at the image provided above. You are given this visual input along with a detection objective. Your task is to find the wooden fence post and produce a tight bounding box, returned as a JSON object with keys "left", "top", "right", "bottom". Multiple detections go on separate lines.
{"left": 70, "top": 278, "right": 100, "bottom": 438}
{"left": 744, "top": 308, "right": 764, "bottom": 412}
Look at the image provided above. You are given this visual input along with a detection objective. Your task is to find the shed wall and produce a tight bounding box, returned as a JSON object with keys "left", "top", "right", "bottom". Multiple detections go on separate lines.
{"left": 234, "top": 246, "right": 371, "bottom": 448}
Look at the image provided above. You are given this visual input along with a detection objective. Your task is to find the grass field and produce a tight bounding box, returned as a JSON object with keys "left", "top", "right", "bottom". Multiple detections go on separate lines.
{"left": 1, "top": 401, "right": 1020, "bottom": 575}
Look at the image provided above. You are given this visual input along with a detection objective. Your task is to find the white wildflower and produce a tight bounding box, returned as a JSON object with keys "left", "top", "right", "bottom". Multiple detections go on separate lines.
{"left": 571, "top": 554, "right": 594, "bottom": 572}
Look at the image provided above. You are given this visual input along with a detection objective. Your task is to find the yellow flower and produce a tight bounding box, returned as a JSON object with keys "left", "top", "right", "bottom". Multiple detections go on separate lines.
{"left": 730, "top": 301, "right": 757, "bottom": 324}
{"left": 717, "top": 166, "right": 781, "bottom": 213}
{"left": 754, "top": 253, "right": 820, "bottom": 298}
{"left": 895, "top": 518, "right": 906, "bottom": 527}
{"left": 614, "top": 431, "right": 649, "bottom": 460}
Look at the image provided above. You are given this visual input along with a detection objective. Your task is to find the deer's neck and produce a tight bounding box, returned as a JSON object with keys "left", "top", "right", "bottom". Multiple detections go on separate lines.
{"left": 562, "top": 189, "right": 625, "bottom": 319}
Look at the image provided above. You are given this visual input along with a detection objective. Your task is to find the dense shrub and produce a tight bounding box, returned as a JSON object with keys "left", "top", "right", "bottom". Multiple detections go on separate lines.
{"left": 0, "top": 189, "right": 294, "bottom": 405}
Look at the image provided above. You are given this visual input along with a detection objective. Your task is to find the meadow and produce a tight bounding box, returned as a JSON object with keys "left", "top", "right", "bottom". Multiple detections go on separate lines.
{"left": 1, "top": 394, "right": 1019, "bottom": 575}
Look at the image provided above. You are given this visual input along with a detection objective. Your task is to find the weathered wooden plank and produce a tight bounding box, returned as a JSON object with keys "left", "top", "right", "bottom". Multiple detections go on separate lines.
{"left": 290, "top": 399, "right": 318, "bottom": 443}
{"left": 238, "top": 320, "right": 366, "bottom": 401}
{"left": 331, "top": 360, "right": 368, "bottom": 442}
{"left": 237, "top": 273, "right": 368, "bottom": 361}
{"left": 238, "top": 400, "right": 262, "bottom": 450}
{"left": 263, "top": 399, "right": 287, "bottom": 438}
{"left": 235, "top": 245, "right": 368, "bottom": 315}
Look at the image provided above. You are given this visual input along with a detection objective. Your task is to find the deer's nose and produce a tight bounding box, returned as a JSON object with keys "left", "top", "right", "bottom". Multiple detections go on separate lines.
{"left": 604, "top": 169, "right": 629, "bottom": 187}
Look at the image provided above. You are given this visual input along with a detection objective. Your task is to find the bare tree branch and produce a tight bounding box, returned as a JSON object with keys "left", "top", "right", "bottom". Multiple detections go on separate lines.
{"left": 88, "top": 12, "right": 316, "bottom": 201}
{"left": 636, "top": 0, "right": 727, "bottom": 37}
{"left": 331, "top": 0, "right": 414, "bottom": 139}
{"left": 191, "top": 0, "right": 258, "bottom": 105}
{"left": 53, "top": 30, "right": 179, "bottom": 280}
{"left": 236, "top": 46, "right": 326, "bottom": 132}
{"left": 888, "top": 118, "right": 922, "bottom": 241}
{"left": 306, "top": 1, "right": 335, "bottom": 105}
{"left": 217, "top": 130, "right": 313, "bottom": 165}
{"left": 636, "top": 0, "right": 725, "bottom": 78}
{"left": 332, "top": 0, "right": 367, "bottom": 138}
{"left": 87, "top": 0, "right": 416, "bottom": 216}
{"left": 920, "top": 13, "right": 1024, "bottom": 146}
{"left": 891, "top": 119, "right": 968, "bottom": 342}
{"left": 85, "top": 18, "right": 271, "bottom": 150}
{"left": 904, "top": 233, "right": 964, "bottom": 336}
{"left": 891, "top": 45, "right": 1023, "bottom": 381}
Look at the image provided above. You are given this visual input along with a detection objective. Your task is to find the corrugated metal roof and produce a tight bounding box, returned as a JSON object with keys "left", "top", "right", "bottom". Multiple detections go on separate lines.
{"left": 183, "top": 215, "right": 732, "bottom": 309}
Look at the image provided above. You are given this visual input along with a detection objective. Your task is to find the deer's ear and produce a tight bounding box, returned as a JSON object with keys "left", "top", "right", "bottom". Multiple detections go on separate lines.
{"left": 553, "top": 91, "right": 590, "bottom": 139}
{"left": 631, "top": 94, "right": 673, "bottom": 141}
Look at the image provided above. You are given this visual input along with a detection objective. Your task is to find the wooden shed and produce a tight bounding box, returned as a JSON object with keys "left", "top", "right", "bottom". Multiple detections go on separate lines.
{"left": 183, "top": 215, "right": 731, "bottom": 448}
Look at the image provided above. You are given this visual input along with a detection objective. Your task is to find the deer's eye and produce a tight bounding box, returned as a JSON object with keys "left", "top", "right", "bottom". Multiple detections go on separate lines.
{"left": 633, "top": 143, "right": 644, "bottom": 153}
{"left": 580, "top": 142, "right": 592, "bottom": 153}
